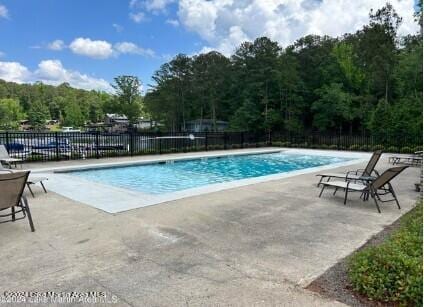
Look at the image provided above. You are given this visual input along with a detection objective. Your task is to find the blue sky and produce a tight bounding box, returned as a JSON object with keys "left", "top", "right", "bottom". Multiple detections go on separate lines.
{"left": 0, "top": 0, "right": 418, "bottom": 92}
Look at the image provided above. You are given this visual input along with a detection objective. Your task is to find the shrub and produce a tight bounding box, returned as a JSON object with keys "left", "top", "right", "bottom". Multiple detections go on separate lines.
{"left": 400, "top": 146, "right": 413, "bottom": 154}
{"left": 328, "top": 144, "right": 338, "bottom": 150}
{"left": 360, "top": 145, "right": 370, "bottom": 151}
{"left": 414, "top": 146, "right": 422, "bottom": 152}
{"left": 349, "top": 144, "right": 361, "bottom": 151}
{"left": 386, "top": 146, "right": 398, "bottom": 153}
{"left": 372, "top": 144, "right": 385, "bottom": 151}
{"left": 348, "top": 203, "right": 423, "bottom": 306}
{"left": 319, "top": 144, "right": 329, "bottom": 149}
{"left": 281, "top": 141, "right": 291, "bottom": 147}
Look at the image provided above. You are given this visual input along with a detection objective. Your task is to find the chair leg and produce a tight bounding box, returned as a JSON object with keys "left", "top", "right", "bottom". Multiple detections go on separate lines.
{"left": 11, "top": 206, "right": 15, "bottom": 221}
{"left": 317, "top": 176, "right": 323, "bottom": 187}
{"left": 40, "top": 181, "right": 47, "bottom": 193}
{"left": 343, "top": 188, "right": 349, "bottom": 205}
{"left": 319, "top": 185, "right": 326, "bottom": 197}
{"left": 333, "top": 187, "right": 338, "bottom": 195}
{"left": 22, "top": 197, "right": 35, "bottom": 232}
{"left": 370, "top": 190, "right": 381, "bottom": 213}
{"left": 27, "top": 183, "right": 35, "bottom": 198}
{"left": 389, "top": 184, "right": 401, "bottom": 210}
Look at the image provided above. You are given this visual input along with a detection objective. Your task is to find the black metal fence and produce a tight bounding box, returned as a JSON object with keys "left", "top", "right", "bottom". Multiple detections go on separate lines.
{"left": 0, "top": 131, "right": 421, "bottom": 162}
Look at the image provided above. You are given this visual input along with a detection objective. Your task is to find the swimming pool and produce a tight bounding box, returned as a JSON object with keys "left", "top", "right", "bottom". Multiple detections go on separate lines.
{"left": 68, "top": 152, "right": 352, "bottom": 195}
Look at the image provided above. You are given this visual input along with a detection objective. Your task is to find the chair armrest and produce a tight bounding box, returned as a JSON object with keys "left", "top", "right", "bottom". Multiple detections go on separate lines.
{"left": 345, "top": 171, "right": 356, "bottom": 181}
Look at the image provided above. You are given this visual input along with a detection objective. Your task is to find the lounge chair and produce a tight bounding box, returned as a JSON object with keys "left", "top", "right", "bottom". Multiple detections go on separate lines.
{"left": 318, "top": 166, "right": 408, "bottom": 213}
{"left": 26, "top": 176, "right": 48, "bottom": 197}
{"left": 0, "top": 144, "right": 23, "bottom": 168}
{"left": 0, "top": 165, "right": 48, "bottom": 197}
{"left": 388, "top": 151, "right": 422, "bottom": 166}
{"left": 316, "top": 150, "right": 382, "bottom": 187}
{"left": 0, "top": 171, "right": 35, "bottom": 232}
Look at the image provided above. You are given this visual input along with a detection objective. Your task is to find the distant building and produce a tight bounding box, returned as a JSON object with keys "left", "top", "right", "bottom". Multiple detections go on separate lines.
{"left": 104, "top": 114, "right": 129, "bottom": 132}
{"left": 19, "top": 120, "right": 31, "bottom": 131}
{"left": 185, "top": 119, "right": 228, "bottom": 132}
{"left": 134, "top": 118, "right": 161, "bottom": 130}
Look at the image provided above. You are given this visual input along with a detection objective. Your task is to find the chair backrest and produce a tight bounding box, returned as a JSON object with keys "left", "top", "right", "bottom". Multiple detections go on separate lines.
{"left": 371, "top": 166, "right": 409, "bottom": 190}
{"left": 362, "top": 150, "right": 383, "bottom": 176}
{"left": 0, "top": 144, "right": 10, "bottom": 159}
{"left": 0, "top": 171, "right": 30, "bottom": 210}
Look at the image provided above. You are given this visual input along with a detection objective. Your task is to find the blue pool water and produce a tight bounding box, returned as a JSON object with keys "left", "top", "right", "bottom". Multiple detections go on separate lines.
{"left": 68, "top": 153, "right": 352, "bottom": 195}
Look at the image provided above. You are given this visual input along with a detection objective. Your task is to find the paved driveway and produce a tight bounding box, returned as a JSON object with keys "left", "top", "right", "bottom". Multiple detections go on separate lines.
{"left": 0, "top": 151, "right": 419, "bottom": 306}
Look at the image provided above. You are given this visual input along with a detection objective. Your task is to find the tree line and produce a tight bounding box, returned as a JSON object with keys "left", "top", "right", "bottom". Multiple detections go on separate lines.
{"left": 144, "top": 3, "right": 422, "bottom": 138}
{"left": 0, "top": 76, "right": 143, "bottom": 130}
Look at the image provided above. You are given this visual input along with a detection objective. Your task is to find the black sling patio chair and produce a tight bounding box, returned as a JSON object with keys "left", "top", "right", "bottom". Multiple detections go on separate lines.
{"left": 318, "top": 165, "right": 409, "bottom": 213}
{"left": 316, "top": 150, "right": 383, "bottom": 187}
{"left": 0, "top": 171, "right": 35, "bottom": 231}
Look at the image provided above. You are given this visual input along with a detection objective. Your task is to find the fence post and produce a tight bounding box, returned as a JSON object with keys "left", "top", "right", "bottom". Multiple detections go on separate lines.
{"left": 129, "top": 131, "right": 134, "bottom": 157}
{"left": 5, "top": 131, "right": 9, "bottom": 151}
{"left": 268, "top": 131, "right": 272, "bottom": 146}
{"left": 224, "top": 132, "right": 227, "bottom": 150}
{"left": 95, "top": 131, "right": 100, "bottom": 159}
{"left": 240, "top": 132, "right": 244, "bottom": 149}
{"left": 159, "top": 137, "right": 162, "bottom": 154}
{"left": 205, "top": 131, "right": 208, "bottom": 151}
{"left": 55, "top": 132, "right": 60, "bottom": 161}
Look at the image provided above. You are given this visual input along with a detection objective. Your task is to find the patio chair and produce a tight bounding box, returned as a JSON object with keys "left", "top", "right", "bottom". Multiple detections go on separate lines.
{"left": 0, "top": 165, "right": 48, "bottom": 197}
{"left": 388, "top": 151, "right": 422, "bottom": 166}
{"left": 26, "top": 176, "right": 48, "bottom": 197}
{"left": 0, "top": 171, "right": 35, "bottom": 231}
{"left": 0, "top": 144, "right": 23, "bottom": 168}
{"left": 318, "top": 166, "right": 409, "bottom": 213}
{"left": 316, "top": 150, "right": 382, "bottom": 186}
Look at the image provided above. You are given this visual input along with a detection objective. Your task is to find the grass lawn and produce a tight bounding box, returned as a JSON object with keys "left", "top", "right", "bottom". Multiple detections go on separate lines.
{"left": 348, "top": 201, "right": 423, "bottom": 306}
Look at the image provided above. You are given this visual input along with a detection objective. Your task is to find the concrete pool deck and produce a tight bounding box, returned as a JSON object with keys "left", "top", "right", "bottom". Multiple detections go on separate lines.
{"left": 0, "top": 148, "right": 421, "bottom": 306}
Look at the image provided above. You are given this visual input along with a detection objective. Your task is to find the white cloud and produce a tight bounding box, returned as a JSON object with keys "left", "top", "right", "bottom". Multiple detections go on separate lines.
{"left": 0, "top": 51, "right": 5, "bottom": 57}
{"left": 113, "top": 23, "right": 124, "bottom": 32}
{"left": 47, "top": 39, "right": 65, "bottom": 51}
{"left": 0, "top": 60, "right": 112, "bottom": 91}
{"left": 144, "top": 0, "right": 175, "bottom": 12}
{"left": 114, "top": 42, "right": 156, "bottom": 57}
{"left": 0, "top": 62, "right": 31, "bottom": 83}
{"left": 129, "top": 11, "right": 147, "bottom": 23}
{"left": 166, "top": 18, "right": 179, "bottom": 27}
{"left": 177, "top": 0, "right": 419, "bottom": 55}
{"left": 0, "top": 4, "right": 8, "bottom": 19}
{"left": 69, "top": 37, "right": 114, "bottom": 59}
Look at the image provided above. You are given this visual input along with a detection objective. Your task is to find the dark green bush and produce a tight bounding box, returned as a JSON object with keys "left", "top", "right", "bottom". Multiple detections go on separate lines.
{"left": 400, "top": 146, "right": 413, "bottom": 154}
{"left": 372, "top": 144, "right": 385, "bottom": 151}
{"left": 349, "top": 144, "right": 361, "bottom": 151}
{"left": 348, "top": 203, "right": 423, "bottom": 306}
{"left": 414, "top": 146, "right": 422, "bottom": 152}
{"left": 386, "top": 146, "right": 398, "bottom": 153}
{"left": 360, "top": 145, "right": 370, "bottom": 151}
{"left": 328, "top": 144, "right": 338, "bottom": 150}
{"left": 319, "top": 144, "right": 329, "bottom": 149}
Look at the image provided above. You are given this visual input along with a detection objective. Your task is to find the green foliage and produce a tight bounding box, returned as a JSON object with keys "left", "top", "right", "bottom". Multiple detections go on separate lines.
{"left": 0, "top": 80, "right": 112, "bottom": 129}
{"left": 372, "top": 144, "right": 385, "bottom": 151}
{"left": 63, "top": 101, "right": 84, "bottom": 127}
{"left": 0, "top": 98, "right": 24, "bottom": 130}
{"left": 28, "top": 100, "right": 50, "bottom": 130}
{"left": 348, "top": 202, "right": 423, "bottom": 305}
{"left": 400, "top": 146, "right": 413, "bottom": 154}
{"left": 111, "top": 76, "right": 143, "bottom": 124}
{"left": 349, "top": 144, "right": 361, "bottom": 151}
{"left": 386, "top": 146, "right": 398, "bottom": 153}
